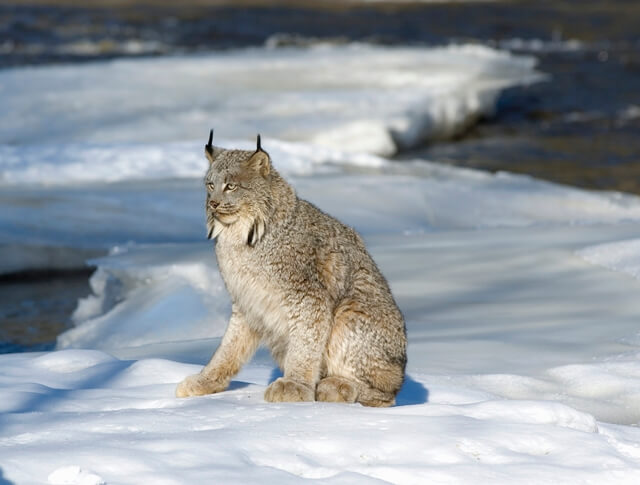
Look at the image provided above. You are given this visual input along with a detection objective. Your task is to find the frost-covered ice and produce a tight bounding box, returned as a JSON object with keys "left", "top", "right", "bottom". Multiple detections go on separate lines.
{"left": 0, "top": 43, "right": 541, "bottom": 155}
{"left": 2, "top": 45, "right": 640, "bottom": 483}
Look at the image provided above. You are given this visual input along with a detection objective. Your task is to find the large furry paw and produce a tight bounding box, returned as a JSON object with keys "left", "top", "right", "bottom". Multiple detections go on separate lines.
{"left": 264, "top": 377, "right": 314, "bottom": 403}
{"left": 175, "top": 374, "right": 227, "bottom": 398}
{"left": 316, "top": 376, "right": 358, "bottom": 404}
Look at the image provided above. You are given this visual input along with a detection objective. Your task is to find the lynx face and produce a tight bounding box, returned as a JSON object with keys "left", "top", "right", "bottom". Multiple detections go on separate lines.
{"left": 203, "top": 133, "right": 271, "bottom": 245}
{"left": 204, "top": 157, "right": 247, "bottom": 226}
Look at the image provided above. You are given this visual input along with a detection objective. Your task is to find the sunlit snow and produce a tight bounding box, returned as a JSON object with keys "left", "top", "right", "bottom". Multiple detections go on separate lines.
{"left": 1, "top": 43, "right": 640, "bottom": 484}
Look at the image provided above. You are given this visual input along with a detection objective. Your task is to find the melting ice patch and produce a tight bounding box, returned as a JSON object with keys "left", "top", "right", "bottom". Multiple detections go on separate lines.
{"left": 0, "top": 43, "right": 541, "bottom": 155}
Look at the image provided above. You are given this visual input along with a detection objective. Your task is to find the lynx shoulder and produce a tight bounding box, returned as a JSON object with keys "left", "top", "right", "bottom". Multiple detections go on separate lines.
{"left": 176, "top": 131, "right": 407, "bottom": 407}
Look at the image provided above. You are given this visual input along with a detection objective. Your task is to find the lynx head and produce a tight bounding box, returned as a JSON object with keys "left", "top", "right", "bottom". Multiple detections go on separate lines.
{"left": 203, "top": 130, "right": 273, "bottom": 246}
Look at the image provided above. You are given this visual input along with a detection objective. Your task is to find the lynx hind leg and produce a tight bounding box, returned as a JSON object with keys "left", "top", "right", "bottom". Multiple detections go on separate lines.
{"left": 326, "top": 298, "right": 406, "bottom": 408}
{"left": 356, "top": 381, "right": 398, "bottom": 408}
{"left": 316, "top": 375, "right": 397, "bottom": 407}
{"left": 356, "top": 356, "right": 405, "bottom": 407}
{"left": 316, "top": 376, "right": 358, "bottom": 404}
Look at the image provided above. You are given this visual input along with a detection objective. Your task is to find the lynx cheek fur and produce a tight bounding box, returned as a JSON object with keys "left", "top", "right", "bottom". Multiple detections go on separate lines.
{"left": 175, "top": 131, "right": 407, "bottom": 407}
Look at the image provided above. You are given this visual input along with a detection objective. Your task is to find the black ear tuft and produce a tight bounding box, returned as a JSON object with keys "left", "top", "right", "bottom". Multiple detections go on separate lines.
{"left": 205, "top": 129, "right": 214, "bottom": 156}
{"left": 247, "top": 135, "right": 270, "bottom": 177}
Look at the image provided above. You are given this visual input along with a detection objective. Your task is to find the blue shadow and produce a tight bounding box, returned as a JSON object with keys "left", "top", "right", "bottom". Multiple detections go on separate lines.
{"left": 395, "top": 374, "right": 429, "bottom": 406}
{"left": 226, "top": 380, "right": 252, "bottom": 391}
{"left": 268, "top": 367, "right": 284, "bottom": 384}
{"left": 6, "top": 358, "right": 133, "bottom": 414}
{"left": 0, "top": 467, "right": 15, "bottom": 485}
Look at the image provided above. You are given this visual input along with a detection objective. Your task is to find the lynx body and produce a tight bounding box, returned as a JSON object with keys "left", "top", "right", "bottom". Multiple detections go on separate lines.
{"left": 176, "top": 133, "right": 407, "bottom": 406}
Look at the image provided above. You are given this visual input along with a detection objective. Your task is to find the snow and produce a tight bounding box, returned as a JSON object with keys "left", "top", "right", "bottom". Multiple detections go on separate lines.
{"left": 2, "top": 349, "right": 640, "bottom": 484}
{"left": 48, "top": 466, "right": 106, "bottom": 485}
{"left": 0, "top": 43, "right": 541, "bottom": 156}
{"left": 578, "top": 238, "right": 640, "bottom": 281}
{"left": 2, "top": 43, "right": 640, "bottom": 483}
{"left": 4, "top": 166, "right": 640, "bottom": 482}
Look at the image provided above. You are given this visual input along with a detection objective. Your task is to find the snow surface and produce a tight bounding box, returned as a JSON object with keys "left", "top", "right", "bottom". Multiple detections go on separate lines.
{"left": 578, "top": 239, "right": 640, "bottom": 281}
{"left": 2, "top": 349, "right": 640, "bottom": 484}
{"left": 2, "top": 44, "right": 640, "bottom": 484}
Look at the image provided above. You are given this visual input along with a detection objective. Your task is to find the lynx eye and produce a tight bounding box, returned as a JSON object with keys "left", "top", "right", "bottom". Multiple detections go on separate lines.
{"left": 206, "top": 182, "right": 214, "bottom": 191}
{"left": 225, "top": 183, "right": 237, "bottom": 192}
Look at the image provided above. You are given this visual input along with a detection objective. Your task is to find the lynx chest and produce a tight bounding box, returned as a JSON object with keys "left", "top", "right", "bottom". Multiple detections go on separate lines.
{"left": 215, "top": 238, "right": 291, "bottom": 336}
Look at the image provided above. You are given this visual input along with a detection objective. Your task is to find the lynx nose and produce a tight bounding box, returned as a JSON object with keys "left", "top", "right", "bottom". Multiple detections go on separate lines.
{"left": 209, "top": 200, "right": 220, "bottom": 210}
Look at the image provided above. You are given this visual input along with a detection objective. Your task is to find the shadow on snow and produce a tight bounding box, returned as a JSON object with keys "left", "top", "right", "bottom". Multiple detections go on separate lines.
{"left": 0, "top": 467, "right": 16, "bottom": 485}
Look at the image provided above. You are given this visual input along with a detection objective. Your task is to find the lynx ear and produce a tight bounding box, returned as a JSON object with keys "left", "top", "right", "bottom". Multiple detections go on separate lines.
{"left": 204, "top": 129, "right": 223, "bottom": 164}
{"left": 246, "top": 134, "right": 270, "bottom": 177}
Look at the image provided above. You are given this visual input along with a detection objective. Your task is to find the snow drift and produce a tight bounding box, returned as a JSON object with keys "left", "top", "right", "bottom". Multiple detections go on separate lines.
{"left": 0, "top": 43, "right": 541, "bottom": 156}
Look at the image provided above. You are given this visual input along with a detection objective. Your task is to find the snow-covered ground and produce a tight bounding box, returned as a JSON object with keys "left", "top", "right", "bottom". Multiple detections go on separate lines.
{"left": 1, "top": 44, "right": 640, "bottom": 484}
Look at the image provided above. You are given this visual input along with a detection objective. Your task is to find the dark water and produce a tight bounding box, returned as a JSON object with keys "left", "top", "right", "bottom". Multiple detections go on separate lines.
{"left": 1, "top": 0, "right": 639, "bottom": 352}
{"left": 0, "top": 269, "right": 93, "bottom": 353}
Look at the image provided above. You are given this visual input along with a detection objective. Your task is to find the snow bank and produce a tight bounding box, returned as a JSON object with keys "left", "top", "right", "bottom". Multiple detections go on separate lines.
{"left": 1, "top": 349, "right": 640, "bottom": 484}
{"left": 0, "top": 138, "right": 384, "bottom": 186}
{"left": 0, "top": 43, "right": 541, "bottom": 155}
{"left": 59, "top": 244, "right": 229, "bottom": 350}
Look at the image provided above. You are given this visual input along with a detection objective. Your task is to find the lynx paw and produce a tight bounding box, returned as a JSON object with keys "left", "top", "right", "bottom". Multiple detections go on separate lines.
{"left": 175, "top": 374, "right": 227, "bottom": 398}
{"left": 316, "top": 376, "right": 358, "bottom": 403}
{"left": 264, "top": 377, "right": 314, "bottom": 403}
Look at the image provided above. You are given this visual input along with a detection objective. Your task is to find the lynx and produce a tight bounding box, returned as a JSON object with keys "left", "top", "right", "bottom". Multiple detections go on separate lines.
{"left": 176, "top": 131, "right": 407, "bottom": 406}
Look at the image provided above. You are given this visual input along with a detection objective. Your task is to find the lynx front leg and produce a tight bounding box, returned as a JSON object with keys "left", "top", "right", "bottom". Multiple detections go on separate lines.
{"left": 264, "top": 311, "right": 331, "bottom": 403}
{"left": 176, "top": 308, "right": 259, "bottom": 398}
